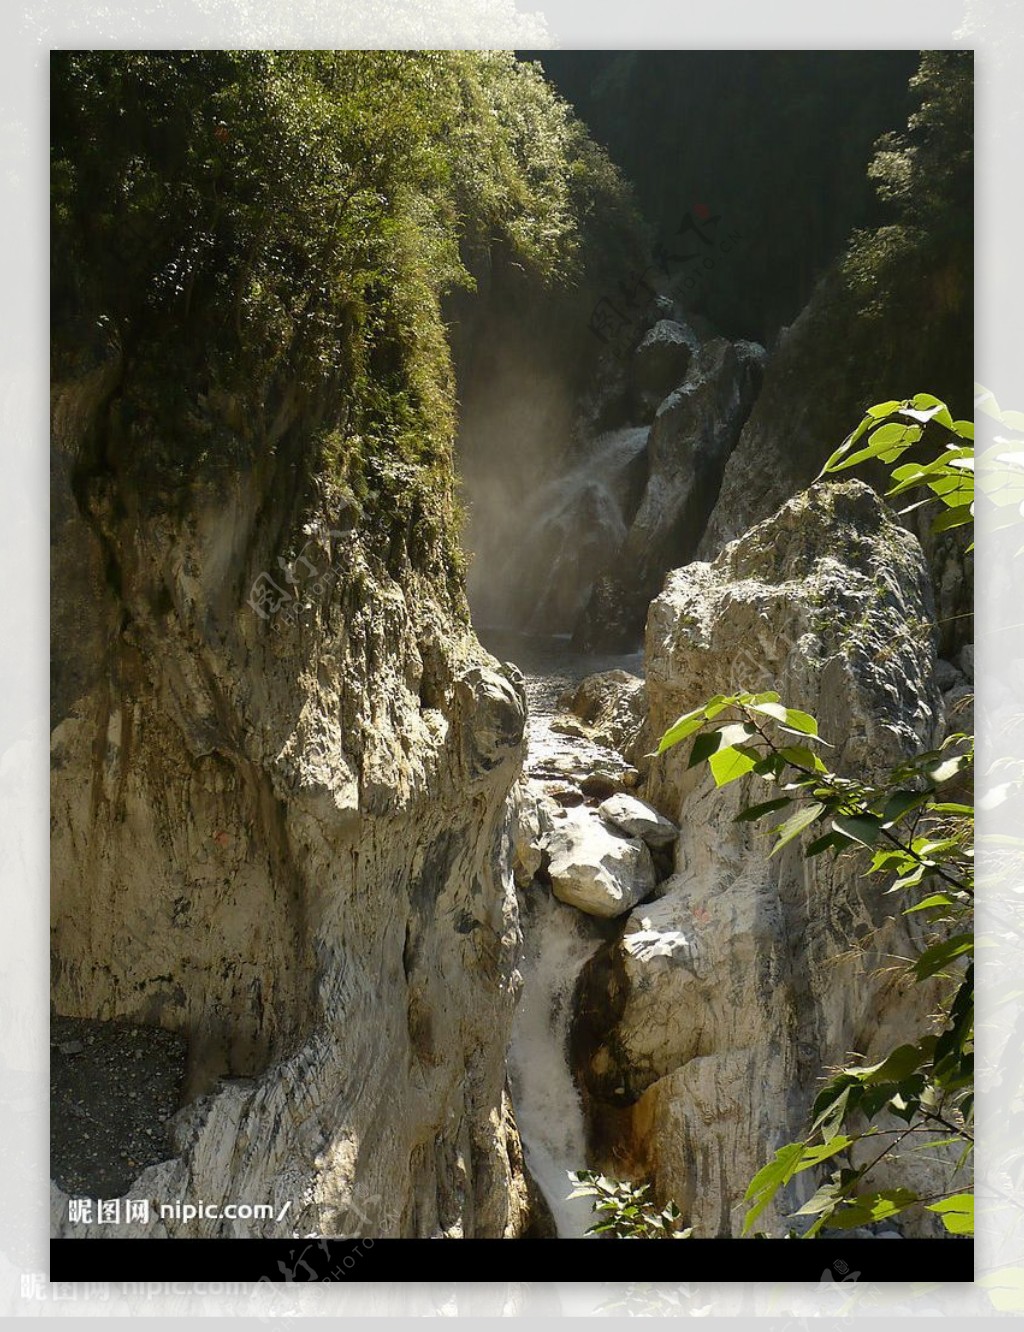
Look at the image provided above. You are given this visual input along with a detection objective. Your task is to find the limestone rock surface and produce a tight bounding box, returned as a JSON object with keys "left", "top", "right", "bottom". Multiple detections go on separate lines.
{"left": 542, "top": 811, "right": 656, "bottom": 919}
{"left": 598, "top": 794, "right": 678, "bottom": 849}
{"left": 51, "top": 343, "right": 536, "bottom": 1240}
{"left": 576, "top": 480, "right": 956, "bottom": 1237}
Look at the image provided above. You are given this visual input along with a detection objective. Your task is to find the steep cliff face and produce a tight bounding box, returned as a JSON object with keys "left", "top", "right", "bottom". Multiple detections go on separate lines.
{"left": 51, "top": 332, "right": 534, "bottom": 1238}
{"left": 572, "top": 482, "right": 956, "bottom": 1237}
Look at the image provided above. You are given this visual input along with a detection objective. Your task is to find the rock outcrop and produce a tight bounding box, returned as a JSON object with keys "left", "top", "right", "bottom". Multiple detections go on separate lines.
{"left": 573, "top": 335, "right": 764, "bottom": 651}
{"left": 630, "top": 318, "right": 695, "bottom": 420}
{"left": 51, "top": 335, "right": 536, "bottom": 1239}
{"left": 575, "top": 480, "right": 955, "bottom": 1237}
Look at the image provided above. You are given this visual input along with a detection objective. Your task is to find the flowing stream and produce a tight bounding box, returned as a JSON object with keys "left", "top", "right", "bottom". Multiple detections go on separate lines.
{"left": 478, "top": 629, "right": 643, "bottom": 1237}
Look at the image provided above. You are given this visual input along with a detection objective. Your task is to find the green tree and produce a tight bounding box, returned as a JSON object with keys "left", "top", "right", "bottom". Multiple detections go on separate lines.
{"left": 51, "top": 51, "right": 638, "bottom": 588}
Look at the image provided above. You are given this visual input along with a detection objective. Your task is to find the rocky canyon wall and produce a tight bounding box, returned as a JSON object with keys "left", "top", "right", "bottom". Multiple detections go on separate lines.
{"left": 568, "top": 481, "right": 962, "bottom": 1237}
{"left": 51, "top": 330, "right": 536, "bottom": 1239}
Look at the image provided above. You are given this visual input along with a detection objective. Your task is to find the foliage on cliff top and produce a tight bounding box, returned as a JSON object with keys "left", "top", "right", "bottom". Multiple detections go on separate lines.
{"left": 51, "top": 50, "right": 639, "bottom": 591}
{"left": 842, "top": 50, "right": 972, "bottom": 330}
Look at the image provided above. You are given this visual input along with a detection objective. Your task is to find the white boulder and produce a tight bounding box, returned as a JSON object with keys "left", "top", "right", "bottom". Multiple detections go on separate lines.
{"left": 542, "top": 811, "right": 656, "bottom": 918}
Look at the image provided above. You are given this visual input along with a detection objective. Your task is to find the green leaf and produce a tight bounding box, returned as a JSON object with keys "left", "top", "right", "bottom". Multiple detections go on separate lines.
{"left": 658, "top": 709, "right": 706, "bottom": 754}
{"left": 925, "top": 1193, "right": 974, "bottom": 1236}
{"left": 717, "top": 721, "right": 758, "bottom": 747}
{"left": 780, "top": 707, "right": 819, "bottom": 737}
{"left": 709, "top": 745, "right": 757, "bottom": 787}
{"left": 904, "top": 892, "right": 957, "bottom": 915}
{"left": 734, "top": 796, "right": 792, "bottom": 823}
{"left": 911, "top": 836, "right": 961, "bottom": 859}
{"left": 828, "top": 1189, "right": 919, "bottom": 1228}
{"left": 753, "top": 753, "right": 786, "bottom": 778}
{"left": 742, "top": 702, "right": 829, "bottom": 744}
{"left": 870, "top": 847, "right": 912, "bottom": 873}
{"left": 827, "top": 422, "right": 923, "bottom": 473}
{"left": 688, "top": 729, "right": 722, "bottom": 768}
{"left": 881, "top": 790, "right": 929, "bottom": 825}
{"left": 794, "top": 1179, "right": 845, "bottom": 1219}
{"left": 887, "top": 447, "right": 973, "bottom": 496}
{"left": 770, "top": 801, "right": 826, "bottom": 856}
{"left": 811, "top": 1082, "right": 857, "bottom": 1140}
{"left": 796, "top": 1136, "right": 854, "bottom": 1171}
{"left": 819, "top": 418, "right": 872, "bottom": 475}
{"left": 832, "top": 813, "right": 883, "bottom": 847}
{"left": 804, "top": 830, "right": 854, "bottom": 858}
{"left": 931, "top": 503, "right": 974, "bottom": 533}
{"left": 779, "top": 745, "right": 828, "bottom": 773}
{"left": 926, "top": 752, "right": 972, "bottom": 784}
{"left": 742, "top": 1142, "right": 805, "bottom": 1235}
{"left": 860, "top": 1043, "right": 927, "bottom": 1085}
{"left": 906, "top": 393, "right": 955, "bottom": 428}
{"left": 914, "top": 933, "right": 974, "bottom": 981}
{"left": 745, "top": 700, "right": 789, "bottom": 724}
{"left": 879, "top": 859, "right": 926, "bottom": 893}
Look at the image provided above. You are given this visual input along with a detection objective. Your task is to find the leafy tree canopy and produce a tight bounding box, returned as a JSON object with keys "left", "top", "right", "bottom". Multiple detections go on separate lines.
{"left": 51, "top": 51, "right": 637, "bottom": 582}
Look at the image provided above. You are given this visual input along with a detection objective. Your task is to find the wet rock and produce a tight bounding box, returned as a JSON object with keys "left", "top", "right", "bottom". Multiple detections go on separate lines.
{"left": 557, "top": 669, "right": 646, "bottom": 759}
{"left": 574, "top": 337, "right": 764, "bottom": 652}
{"left": 542, "top": 811, "right": 656, "bottom": 918}
{"left": 510, "top": 783, "right": 558, "bottom": 889}
{"left": 549, "top": 716, "right": 591, "bottom": 741}
{"left": 598, "top": 793, "right": 678, "bottom": 849}
{"left": 576, "top": 885, "right": 706, "bottom": 1104}
{"left": 631, "top": 319, "right": 696, "bottom": 419}
{"left": 580, "top": 771, "right": 626, "bottom": 800}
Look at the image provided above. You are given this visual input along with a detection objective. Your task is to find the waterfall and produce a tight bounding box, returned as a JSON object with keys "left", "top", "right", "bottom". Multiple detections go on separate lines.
{"left": 508, "top": 889, "right": 603, "bottom": 1238}
{"left": 477, "top": 425, "right": 650, "bottom": 636}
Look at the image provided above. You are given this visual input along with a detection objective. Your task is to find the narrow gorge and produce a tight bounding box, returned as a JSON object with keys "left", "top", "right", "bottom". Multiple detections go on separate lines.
{"left": 50, "top": 49, "right": 974, "bottom": 1256}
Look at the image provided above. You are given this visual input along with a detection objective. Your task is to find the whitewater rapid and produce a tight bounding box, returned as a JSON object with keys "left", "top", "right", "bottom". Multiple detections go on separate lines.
{"left": 507, "top": 891, "right": 602, "bottom": 1237}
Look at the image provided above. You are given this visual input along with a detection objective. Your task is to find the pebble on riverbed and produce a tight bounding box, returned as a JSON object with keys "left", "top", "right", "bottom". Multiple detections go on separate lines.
{"left": 51, "top": 1016, "right": 187, "bottom": 1199}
